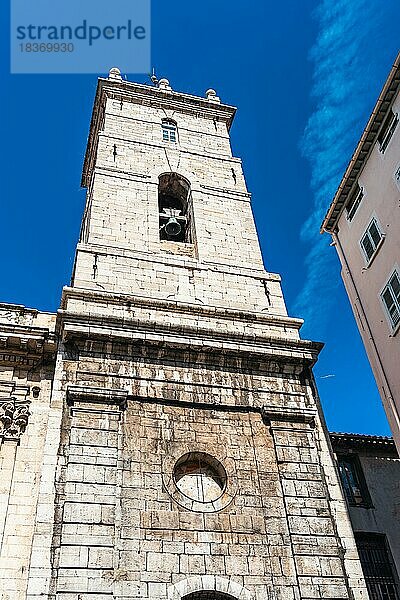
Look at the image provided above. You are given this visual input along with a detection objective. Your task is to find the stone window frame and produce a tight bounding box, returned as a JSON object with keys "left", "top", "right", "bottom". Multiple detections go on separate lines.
{"left": 174, "top": 451, "right": 227, "bottom": 503}
{"left": 162, "top": 444, "right": 237, "bottom": 513}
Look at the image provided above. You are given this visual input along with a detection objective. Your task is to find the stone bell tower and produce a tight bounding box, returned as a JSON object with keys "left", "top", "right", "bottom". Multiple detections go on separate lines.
{"left": 25, "top": 69, "right": 367, "bottom": 600}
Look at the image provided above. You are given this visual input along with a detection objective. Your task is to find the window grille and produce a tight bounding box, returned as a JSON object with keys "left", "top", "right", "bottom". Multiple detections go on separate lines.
{"left": 337, "top": 455, "right": 372, "bottom": 507}
{"left": 355, "top": 533, "right": 399, "bottom": 600}
{"left": 162, "top": 119, "right": 177, "bottom": 143}
{"left": 381, "top": 270, "right": 400, "bottom": 329}
{"left": 378, "top": 110, "right": 398, "bottom": 153}
{"left": 361, "top": 218, "right": 383, "bottom": 261}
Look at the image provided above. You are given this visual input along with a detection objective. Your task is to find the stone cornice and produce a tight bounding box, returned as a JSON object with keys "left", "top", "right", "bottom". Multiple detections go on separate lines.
{"left": 0, "top": 303, "right": 57, "bottom": 367}
{"left": 74, "top": 243, "right": 277, "bottom": 281}
{"left": 262, "top": 405, "right": 316, "bottom": 426}
{"left": 95, "top": 134, "right": 241, "bottom": 166}
{"left": 82, "top": 78, "right": 236, "bottom": 188}
{"left": 0, "top": 322, "right": 57, "bottom": 367}
{"left": 58, "top": 308, "right": 322, "bottom": 366}
{"left": 66, "top": 385, "right": 128, "bottom": 410}
{"left": 60, "top": 285, "right": 299, "bottom": 328}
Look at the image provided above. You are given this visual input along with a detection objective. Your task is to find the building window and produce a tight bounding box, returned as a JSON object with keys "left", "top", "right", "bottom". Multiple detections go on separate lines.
{"left": 162, "top": 119, "right": 177, "bottom": 143}
{"left": 346, "top": 184, "right": 364, "bottom": 221}
{"left": 158, "top": 172, "right": 193, "bottom": 243}
{"left": 360, "top": 218, "right": 383, "bottom": 262}
{"left": 337, "top": 454, "right": 372, "bottom": 507}
{"left": 355, "top": 533, "right": 399, "bottom": 600}
{"left": 381, "top": 270, "right": 400, "bottom": 330}
{"left": 395, "top": 165, "right": 400, "bottom": 191}
{"left": 174, "top": 452, "right": 226, "bottom": 504}
{"left": 378, "top": 110, "right": 398, "bottom": 154}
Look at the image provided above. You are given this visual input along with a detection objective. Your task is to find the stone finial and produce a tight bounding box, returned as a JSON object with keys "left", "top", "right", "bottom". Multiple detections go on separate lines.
{"left": 108, "top": 67, "right": 122, "bottom": 80}
{"left": 158, "top": 78, "right": 172, "bottom": 91}
{"left": 206, "top": 88, "right": 220, "bottom": 104}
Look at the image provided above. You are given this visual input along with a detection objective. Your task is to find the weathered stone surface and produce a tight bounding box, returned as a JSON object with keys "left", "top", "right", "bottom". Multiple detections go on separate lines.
{"left": 0, "top": 77, "right": 368, "bottom": 600}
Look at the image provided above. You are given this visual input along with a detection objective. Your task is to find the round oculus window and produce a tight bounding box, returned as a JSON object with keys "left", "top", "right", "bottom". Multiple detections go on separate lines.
{"left": 173, "top": 452, "right": 226, "bottom": 503}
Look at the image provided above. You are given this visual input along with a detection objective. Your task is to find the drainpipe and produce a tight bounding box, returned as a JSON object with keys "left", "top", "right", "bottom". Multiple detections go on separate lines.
{"left": 332, "top": 231, "right": 400, "bottom": 446}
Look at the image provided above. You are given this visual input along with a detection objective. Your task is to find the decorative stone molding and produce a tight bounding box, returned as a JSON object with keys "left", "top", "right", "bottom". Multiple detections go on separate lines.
{"left": 167, "top": 575, "right": 254, "bottom": 600}
{"left": 262, "top": 404, "right": 316, "bottom": 426}
{"left": 0, "top": 305, "right": 57, "bottom": 370}
{"left": 0, "top": 398, "right": 31, "bottom": 442}
{"left": 66, "top": 384, "right": 128, "bottom": 410}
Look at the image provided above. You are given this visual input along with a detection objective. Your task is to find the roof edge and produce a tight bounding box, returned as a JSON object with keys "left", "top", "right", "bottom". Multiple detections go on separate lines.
{"left": 321, "top": 51, "right": 400, "bottom": 233}
{"left": 329, "top": 431, "right": 396, "bottom": 449}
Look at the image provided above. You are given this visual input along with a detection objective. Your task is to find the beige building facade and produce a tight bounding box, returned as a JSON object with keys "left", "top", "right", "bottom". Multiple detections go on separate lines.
{"left": 322, "top": 53, "right": 400, "bottom": 452}
{"left": 0, "top": 71, "right": 368, "bottom": 600}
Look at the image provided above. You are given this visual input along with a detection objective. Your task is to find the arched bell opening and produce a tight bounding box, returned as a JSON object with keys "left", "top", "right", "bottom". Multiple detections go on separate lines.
{"left": 158, "top": 173, "right": 193, "bottom": 243}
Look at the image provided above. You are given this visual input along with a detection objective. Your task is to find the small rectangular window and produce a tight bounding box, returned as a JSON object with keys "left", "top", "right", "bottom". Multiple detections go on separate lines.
{"left": 337, "top": 454, "right": 372, "bottom": 507}
{"left": 378, "top": 110, "right": 398, "bottom": 153}
{"left": 346, "top": 184, "right": 364, "bottom": 221}
{"left": 162, "top": 119, "right": 177, "bottom": 143}
{"left": 361, "top": 218, "right": 383, "bottom": 261}
{"left": 381, "top": 270, "right": 400, "bottom": 329}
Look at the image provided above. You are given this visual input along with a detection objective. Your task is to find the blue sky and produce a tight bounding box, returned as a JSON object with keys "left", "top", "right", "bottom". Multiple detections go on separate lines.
{"left": 1, "top": 0, "right": 399, "bottom": 435}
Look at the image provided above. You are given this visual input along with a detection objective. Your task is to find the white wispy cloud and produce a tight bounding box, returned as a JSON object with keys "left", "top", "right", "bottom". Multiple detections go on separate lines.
{"left": 294, "top": 0, "right": 400, "bottom": 337}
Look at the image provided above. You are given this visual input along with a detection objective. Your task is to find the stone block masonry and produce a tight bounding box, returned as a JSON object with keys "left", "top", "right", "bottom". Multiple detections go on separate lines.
{"left": 1, "top": 72, "right": 368, "bottom": 600}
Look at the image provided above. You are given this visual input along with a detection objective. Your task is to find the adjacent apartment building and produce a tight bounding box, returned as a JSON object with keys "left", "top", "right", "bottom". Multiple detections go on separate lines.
{"left": 331, "top": 432, "right": 400, "bottom": 600}
{"left": 321, "top": 52, "right": 400, "bottom": 451}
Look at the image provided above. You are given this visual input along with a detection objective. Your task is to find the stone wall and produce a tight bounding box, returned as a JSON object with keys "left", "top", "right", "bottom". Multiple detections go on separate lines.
{"left": 2, "top": 76, "right": 369, "bottom": 600}
{"left": 0, "top": 303, "right": 56, "bottom": 599}
{"left": 27, "top": 334, "right": 367, "bottom": 600}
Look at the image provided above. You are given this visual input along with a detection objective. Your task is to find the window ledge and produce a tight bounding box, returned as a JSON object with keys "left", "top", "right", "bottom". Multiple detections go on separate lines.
{"left": 160, "top": 240, "right": 195, "bottom": 258}
{"left": 364, "top": 235, "right": 385, "bottom": 268}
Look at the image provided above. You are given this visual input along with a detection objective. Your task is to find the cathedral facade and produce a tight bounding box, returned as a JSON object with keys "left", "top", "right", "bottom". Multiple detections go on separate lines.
{"left": 0, "top": 71, "right": 367, "bottom": 600}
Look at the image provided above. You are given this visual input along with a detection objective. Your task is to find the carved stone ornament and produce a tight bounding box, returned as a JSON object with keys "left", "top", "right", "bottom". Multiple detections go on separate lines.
{"left": 0, "top": 398, "right": 31, "bottom": 442}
